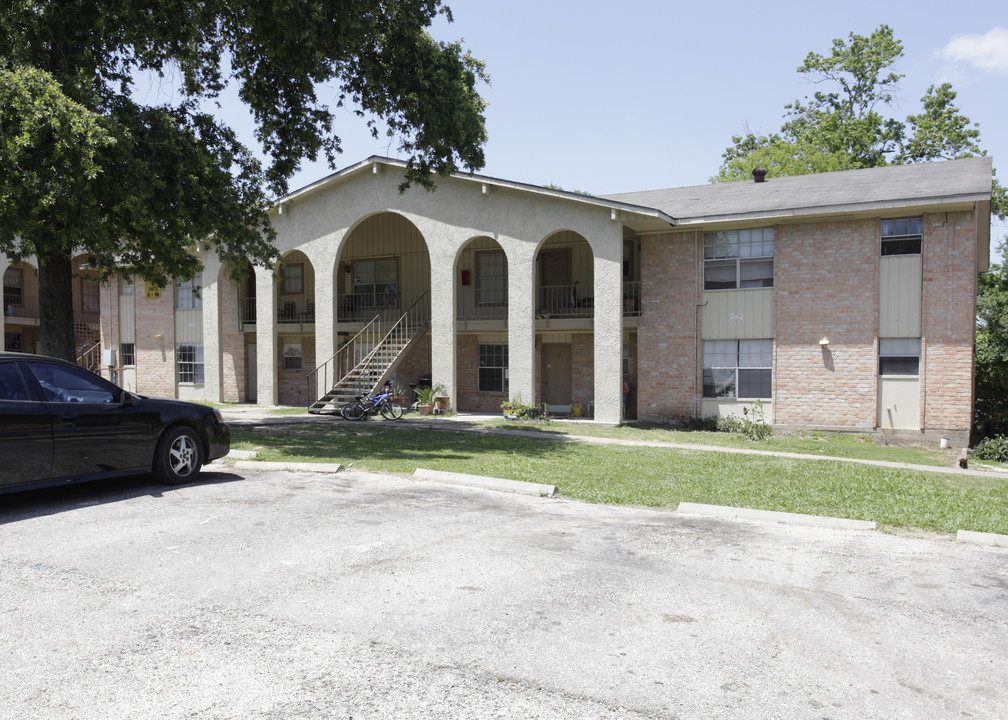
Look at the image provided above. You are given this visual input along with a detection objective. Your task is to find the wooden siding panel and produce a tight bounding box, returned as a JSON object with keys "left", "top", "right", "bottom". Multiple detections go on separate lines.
{"left": 701, "top": 289, "right": 773, "bottom": 339}
{"left": 879, "top": 255, "right": 922, "bottom": 337}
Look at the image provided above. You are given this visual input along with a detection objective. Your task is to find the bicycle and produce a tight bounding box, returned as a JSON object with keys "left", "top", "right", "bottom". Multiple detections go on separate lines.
{"left": 340, "top": 381, "right": 403, "bottom": 421}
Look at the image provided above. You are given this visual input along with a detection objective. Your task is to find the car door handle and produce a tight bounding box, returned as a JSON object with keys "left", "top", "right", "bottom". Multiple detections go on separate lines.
{"left": 60, "top": 415, "right": 79, "bottom": 423}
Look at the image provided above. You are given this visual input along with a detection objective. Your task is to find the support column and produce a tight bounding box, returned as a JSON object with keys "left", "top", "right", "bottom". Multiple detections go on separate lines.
{"left": 255, "top": 264, "right": 277, "bottom": 405}
{"left": 201, "top": 253, "right": 222, "bottom": 402}
{"left": 593, "top": 226, "right": 624, "bottom": 424}
{"left": 430, "top": 245, "right": 457, "bottom": 405}
{"left": 310, "top": 250, "right": 335, "bottom": 400}
{"left": 506, "top": 241, "right": 537, "bottom": 406}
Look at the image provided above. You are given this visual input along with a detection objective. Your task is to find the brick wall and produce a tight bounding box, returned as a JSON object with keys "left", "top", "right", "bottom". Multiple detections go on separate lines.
{"left": 922, "top": 210, "right": 977, "bottom": 432}
{"left": 571, "top": 333, "right": 594, "bottom": 413}
{"left": 134, "top": 280, "right": 177, "bottom": 398}
{"left": 393, "top": 333, "right": 432, "bottom": 405}
{"left": 455, "top": 334, "right": 507, "bottom": 412}
{"left": 637, "top": 231, "right": 700, "bottom": 421}
{"left": 219, "top": 274, "right": 246, "bottom": 402}
{"left": 774, "top": 219, "right": 878, "bottom": 428}
{"left": 277, "top": 334, "right": 316, "bottom": 406}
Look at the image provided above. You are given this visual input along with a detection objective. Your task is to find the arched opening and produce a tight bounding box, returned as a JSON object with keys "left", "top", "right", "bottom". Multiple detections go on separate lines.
{"left": 534, "top": 231, "right": 595, "bottom": 416}
{"left": 3, "top": 260, "right": 41, "bottom": 354}
{"left": 454, "top": 236, "right": 508, "bottom": 412}
{"left": 325, "top": 212, "right": 431, "bottom": 407}
{"left": 275, "top": 250, "right": 315, "bottom": 405}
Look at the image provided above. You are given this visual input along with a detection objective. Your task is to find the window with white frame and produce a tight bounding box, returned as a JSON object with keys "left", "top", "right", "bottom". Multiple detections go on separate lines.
{"left": 353, "top": 258, "right": 398, "bottom": 309}
{"left": 478, "top": 343, "right": 508, "bottom": 393}
{"left": 703, "top": 339, "right": 772, "bottom": 399}
{"left": 283, "top": 339, "right": 303, "bottom": 370}
{"left": 81, "top": 278, "right": 100, "bottom": 314}
{"left": 879, "top": 338, "right": 920, "bottom": 376}
{"left": 881, "top": 217, "right": 922, "bottom": 256}
{"left": 120, "top": 343, "right": 135, "bottom": 366}
{"left": 281, "top": 262, "right": 303, "bottom": 294}
{"left": 175, "top": 273, "right": 202, "bottom": 309}
{"left": 176, "top": 344, "right": 204, "bottom": 383}
{"left": 476, "top": 251, "right": 507, "bottom": 305}
{"left": 703, "top": 228, "right": 774, "bottom": 290}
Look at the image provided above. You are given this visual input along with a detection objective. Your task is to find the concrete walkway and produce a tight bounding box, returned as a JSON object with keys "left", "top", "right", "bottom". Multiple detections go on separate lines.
{"left": 220, "top": 405, "right": 1008, "bottom": 482}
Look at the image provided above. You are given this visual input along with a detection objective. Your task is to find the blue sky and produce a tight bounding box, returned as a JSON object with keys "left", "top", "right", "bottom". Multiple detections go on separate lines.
{"left": 208, "top": 0, "right": 1008, "bottom": 244}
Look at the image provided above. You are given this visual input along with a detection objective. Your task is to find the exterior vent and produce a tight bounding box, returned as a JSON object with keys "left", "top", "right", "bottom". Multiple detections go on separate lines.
{"left": 752, "top": 167, "right": 768, "bottom": 183}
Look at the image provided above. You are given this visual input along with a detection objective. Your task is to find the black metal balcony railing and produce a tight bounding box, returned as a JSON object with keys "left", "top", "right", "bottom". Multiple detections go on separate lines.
{"left": 622, "top": 281, "right": 641, "bottom": 316}
{"left": 277, "top": 296, "right": 315, "bottom": 324}
{"left": 4, "top": 288, "right": 39, "bottom": 321}
{"left": 537, "top": 283, "right": 593, "bottom": 318}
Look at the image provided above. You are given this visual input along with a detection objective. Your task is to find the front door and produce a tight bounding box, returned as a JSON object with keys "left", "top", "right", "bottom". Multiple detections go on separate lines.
{"left": 542, "top": 343, "right": 571, "bottom": 411}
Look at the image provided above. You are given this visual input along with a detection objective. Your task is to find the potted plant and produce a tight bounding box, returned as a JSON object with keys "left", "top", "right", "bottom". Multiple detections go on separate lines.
{"left": 391, "top": 381, "right": 407, "bottom": 407}
{"left": 414, "top": 386, "right": 437, "bottom": 415}
{"left": 433, "top": 384, "right": 450, "bottom": 412}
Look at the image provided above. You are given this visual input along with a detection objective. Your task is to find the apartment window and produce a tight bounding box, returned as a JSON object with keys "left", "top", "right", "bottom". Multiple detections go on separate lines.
{"left": 703, "top": 228, "right": 775, "bottom": 290}
{"left": 879, "top": 338, "right": 920, "bottom": 376}
{"left": 81, "top": 278, "right": 100, "bottom": 314}
{"left": 281, "top": 262, "right": 303, "bottom": 294}
{"left": 703, "top": 339, "right": 772, "bottom": 399}
{"left": 176, "top": 344, "right": 204, "bottom": 383}
{"left": 175, "top": 273, "right": 203, "bottom": 310}
{"left": 478, "top": 343, "right": 508, "bottom": 393}
{"left": 476, "top": 251, "right": 507, "bottom": 305}
{"left": 120, "top": 343, "right": 135, "bottom": 366}
{"left": 3, "top": 268, "right": 23, "bottom": 307}
{"left": 283, "top": 340, "right": 303, "bottom": 371}
{"left": 353, "top": 258, "right": 398, "bottom": 308}
{"left": 5, "top": 332, "right": 23, "bottom": 352}
{"left": 881, "top": 217, "right": 922, "bottom": 256}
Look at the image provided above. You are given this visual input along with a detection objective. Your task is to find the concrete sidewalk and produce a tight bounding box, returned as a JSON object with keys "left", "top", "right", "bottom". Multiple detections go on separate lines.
{"left": 220, "top": 404, "right": 1008, "bottom": 482}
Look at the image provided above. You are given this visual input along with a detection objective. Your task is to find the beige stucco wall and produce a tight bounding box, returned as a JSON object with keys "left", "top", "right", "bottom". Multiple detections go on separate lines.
{"left": 220, "top": 165, "right": 626, "bottom": 422}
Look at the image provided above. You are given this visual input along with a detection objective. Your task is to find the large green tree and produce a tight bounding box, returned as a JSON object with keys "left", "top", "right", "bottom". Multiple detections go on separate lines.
{"left": 713, "top": 24, "right": 1005, "bottom": 219}
{"left": 976, "top": 237, "right": 1008, "bottom": 437}
{"left": 0, "top": 1, "right": 488, "bottom": 360}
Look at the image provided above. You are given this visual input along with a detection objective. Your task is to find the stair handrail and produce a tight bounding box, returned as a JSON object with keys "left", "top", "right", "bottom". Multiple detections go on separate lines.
{"left": 305, "top": 313, "right": 382, "bottom": 405}
{"left": 355, "top": 291, "right": 430, "bottom": 395}
{"left": 76, "top": 343, "right": 102, "bottom": 375}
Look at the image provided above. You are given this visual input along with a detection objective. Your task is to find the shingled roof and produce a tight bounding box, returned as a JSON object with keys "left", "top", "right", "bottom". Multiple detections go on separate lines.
{"left": 602, "top": 156, "right": 993, "bottom": 225}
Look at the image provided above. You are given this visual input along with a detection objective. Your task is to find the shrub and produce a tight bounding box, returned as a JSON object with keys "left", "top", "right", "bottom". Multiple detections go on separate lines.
{"left": 972, "top": 435, "right": 1008, "bottom": 463}
{"left": 501, "top": 395, "right": 549, "bottom": 421}
{"left": 716, "top": 401, "right": 772, "bottom": 442}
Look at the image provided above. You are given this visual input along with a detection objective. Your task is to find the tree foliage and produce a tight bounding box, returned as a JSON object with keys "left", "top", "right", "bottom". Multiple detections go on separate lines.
{"left": 713, "top": 24, "right": 1004, "bottom": 219}
{"left": 0, "top": 1, "right": 489, "bottom": 359}
{"left": 976, "top": 237, "right": 1008, "bottom": 437}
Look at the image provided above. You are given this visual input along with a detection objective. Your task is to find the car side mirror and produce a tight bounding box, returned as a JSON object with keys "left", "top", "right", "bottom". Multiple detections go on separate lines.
{"left": 120, "top": 390, "right": 135, "bottom": 407}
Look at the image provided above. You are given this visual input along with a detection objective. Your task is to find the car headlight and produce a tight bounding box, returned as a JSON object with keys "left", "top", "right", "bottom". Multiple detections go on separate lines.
{"left": 213, "top": 408, "right": 224, "bottom": 423}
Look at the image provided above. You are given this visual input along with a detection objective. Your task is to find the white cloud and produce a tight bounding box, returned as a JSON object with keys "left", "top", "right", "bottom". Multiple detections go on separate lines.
{"left": 939, "top": 27, "right": 1008, "bottom": 73}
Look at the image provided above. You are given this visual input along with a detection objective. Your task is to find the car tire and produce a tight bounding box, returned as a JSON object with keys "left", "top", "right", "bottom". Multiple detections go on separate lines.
{"left": 154, "top": 426, "right": 203, "bottom": 484}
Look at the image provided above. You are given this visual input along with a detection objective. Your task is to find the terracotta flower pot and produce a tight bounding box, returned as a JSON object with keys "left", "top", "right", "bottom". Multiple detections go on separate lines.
{"left": 418, "top": 404, "right": 434, "bottom": 416}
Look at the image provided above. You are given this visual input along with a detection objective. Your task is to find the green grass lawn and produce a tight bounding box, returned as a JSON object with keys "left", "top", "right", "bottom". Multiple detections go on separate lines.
{"left": 230, "top": 423, "right": 1008, "bottom": 535}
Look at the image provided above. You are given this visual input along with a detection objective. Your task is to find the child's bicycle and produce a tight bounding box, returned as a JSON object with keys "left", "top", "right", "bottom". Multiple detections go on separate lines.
{"left": 340, "top": 381, "right": 403, "bottom": 421}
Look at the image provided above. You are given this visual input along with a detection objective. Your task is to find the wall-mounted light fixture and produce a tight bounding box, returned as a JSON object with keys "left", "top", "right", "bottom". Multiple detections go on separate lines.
{"left": 819, "top": 337, "right": 830, "bottom": 348}
{"left": 343, "top": 263, "right": 351, "bottom": 274}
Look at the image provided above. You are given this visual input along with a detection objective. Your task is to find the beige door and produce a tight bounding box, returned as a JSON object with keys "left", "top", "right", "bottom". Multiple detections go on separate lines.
{"left": 542, "top": 343, "right": 571, "bottom": 409}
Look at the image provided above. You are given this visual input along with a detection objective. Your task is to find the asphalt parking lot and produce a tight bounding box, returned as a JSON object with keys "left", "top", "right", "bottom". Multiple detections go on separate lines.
{"left": 2, "top": 465, "right": 1006, "bottom": 719}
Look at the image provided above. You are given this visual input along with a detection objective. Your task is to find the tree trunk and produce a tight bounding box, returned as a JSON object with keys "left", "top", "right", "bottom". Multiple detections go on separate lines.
{"left": 38, "top": 244, "right": 76, "bottom": 361}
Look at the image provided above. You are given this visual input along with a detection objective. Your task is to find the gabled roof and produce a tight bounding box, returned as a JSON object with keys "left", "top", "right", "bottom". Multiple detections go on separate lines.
{"left": 601, "top": 156, "right": 994, "bottom": 225}
{"left": 275, "top": 155, "right": 677, "bottom": 232}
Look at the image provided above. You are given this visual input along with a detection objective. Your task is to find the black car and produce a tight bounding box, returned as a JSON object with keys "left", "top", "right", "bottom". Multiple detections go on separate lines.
{"left": 0, "top": 352, "right": 230, "bottom": 493}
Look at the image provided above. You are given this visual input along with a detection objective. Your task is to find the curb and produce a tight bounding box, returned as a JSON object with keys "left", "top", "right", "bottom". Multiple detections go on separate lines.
{"left": 233, "top": 460, "right": 344, "bottom": 474}
{"left": 676, "top": 502, "right": 877, "bottom": 531}
{"left": 412, "top": 468, "right": 558, "bottom": 498}
{"left": 956, "top": 530, "right": 1008, "bottom": 548}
